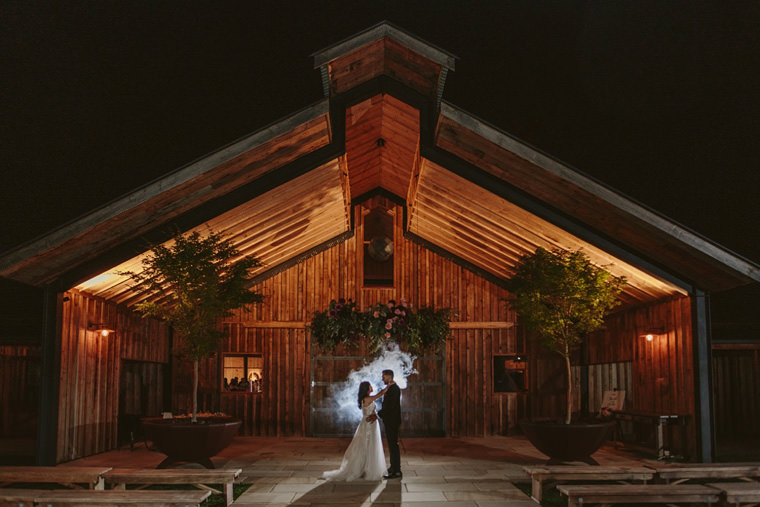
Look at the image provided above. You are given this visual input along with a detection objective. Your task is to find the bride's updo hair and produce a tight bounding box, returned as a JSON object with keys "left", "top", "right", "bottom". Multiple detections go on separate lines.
{"left": 357, "top": 381, "right": 371, "bottom": 408}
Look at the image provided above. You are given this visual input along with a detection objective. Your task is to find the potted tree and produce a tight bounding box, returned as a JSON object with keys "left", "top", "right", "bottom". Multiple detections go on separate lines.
{"left": 125, "top": 229, "right": 263, "bottom": 468}
{"left": 505, "top": 247, "right": 625, "bottom": 464}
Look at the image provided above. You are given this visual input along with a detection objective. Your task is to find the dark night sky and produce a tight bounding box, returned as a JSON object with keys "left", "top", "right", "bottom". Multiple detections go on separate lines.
{"left": 2, "top": 1, "right": 759, "bottom": 274}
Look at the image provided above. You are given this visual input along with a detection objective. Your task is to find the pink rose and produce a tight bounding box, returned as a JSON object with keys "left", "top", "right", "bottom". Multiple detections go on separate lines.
{"left": 373, "top": 311, "right": 380, "bottom": 318}
{"left": 385, "top": 322, "right": 392, "bottom": 330}
{"left": 384, "top": 332, "right": 391, "bottom": 338}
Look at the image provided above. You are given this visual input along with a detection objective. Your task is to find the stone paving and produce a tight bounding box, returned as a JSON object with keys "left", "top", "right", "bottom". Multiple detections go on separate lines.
{"left": 66, "top": 435, "right": 645, "bottom": 506}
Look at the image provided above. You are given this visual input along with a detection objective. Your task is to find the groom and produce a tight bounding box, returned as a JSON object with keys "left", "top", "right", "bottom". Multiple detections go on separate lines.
{"left": 378, "top": 369, "right": 402, "bottom": 479}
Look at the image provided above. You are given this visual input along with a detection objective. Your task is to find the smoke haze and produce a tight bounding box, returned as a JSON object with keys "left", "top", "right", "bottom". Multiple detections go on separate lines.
{"left": 328, "top": 343, "right": 417, "bottom": 425}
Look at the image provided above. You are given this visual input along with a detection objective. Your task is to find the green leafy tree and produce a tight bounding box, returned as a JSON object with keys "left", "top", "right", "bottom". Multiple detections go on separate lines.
{"left": 125, "top": 230, "right": 264, "bottom": 422}
{"left": 505, "top": 247, "right": 626, "bottom": 424}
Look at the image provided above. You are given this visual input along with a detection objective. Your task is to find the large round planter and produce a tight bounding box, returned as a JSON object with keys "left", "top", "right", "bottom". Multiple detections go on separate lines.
{"left": 142, "top": 416, "right": 241, "bottom": 469}
{"left": 520, "top": 420, "right": 614, "bottom": 465}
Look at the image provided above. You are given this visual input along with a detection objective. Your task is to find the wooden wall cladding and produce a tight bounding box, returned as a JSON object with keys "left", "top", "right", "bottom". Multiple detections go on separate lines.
{"left": 528, "top": 296, "right": 694, "bottom": 443}
{"left": 0, "top": 345, "right": 40, "bottom": 438}
{"left": 584, "top": 295, "right": 696, "bottom": 455}
{"left": 601, "top": 296, "right": 694, "bottom": 417}
{"left": 448, "top": 327, "right": 524, "bottom": 437}
{"left": 569, "top": 362, "right": 633, "bottom": 414}
{"left": 56, "top": 291, "right": 169, "bottom": 462}
{"left": 208, "top": 198, "right": 523, "bottom": 437}
{"left": 171, "top": 325, "right": 310, "bottom": 437}
{"left": 119, "top": 361, "right": 166, "bottom": 417}
{"left": 712, "top": 346, "right": 760, "bottom": 439}
{"left": 310, "top": 337, "right": 445, "bottom": 438}
{"left": 326, "top": 38, "right": 442, "bottom": 98}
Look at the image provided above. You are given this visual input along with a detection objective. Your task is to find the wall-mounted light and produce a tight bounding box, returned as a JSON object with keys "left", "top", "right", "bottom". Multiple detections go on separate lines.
{"left": 642, "top": 326, "right": 665, "bottom": 342}
{"left": 88, "top": 322, "right": 115, "bottom": 337}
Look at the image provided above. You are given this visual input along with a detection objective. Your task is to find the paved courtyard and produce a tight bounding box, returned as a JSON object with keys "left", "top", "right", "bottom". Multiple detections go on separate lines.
{"left": 65, "top": 435, "right": 644, "bottom": 506}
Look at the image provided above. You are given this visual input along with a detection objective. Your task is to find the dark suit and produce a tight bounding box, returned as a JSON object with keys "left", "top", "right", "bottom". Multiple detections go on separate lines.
{"left": 378, "top": 383, "right": 401, "bottom": 473}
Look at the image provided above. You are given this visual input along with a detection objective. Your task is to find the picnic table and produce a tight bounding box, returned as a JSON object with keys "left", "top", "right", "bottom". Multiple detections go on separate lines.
{"left": 32, "top": 488, "right": 211, "bottom": 506}
{"left": 557, "top": 483, "right": 720, "bottom": 506}
{"left": 104, "top": 467, "right": 242, "bottom": 506}
{"left": 0, "top": 466, "right": 112, "bottom": 490}
{"left": 523, "top": 465, "right": 654, "bottom": 503}
{"left": 647, "top": 462, "right": 760, "bottom": 484}
{"left": 707, "top": 482, "right": 760, "bottom": 506}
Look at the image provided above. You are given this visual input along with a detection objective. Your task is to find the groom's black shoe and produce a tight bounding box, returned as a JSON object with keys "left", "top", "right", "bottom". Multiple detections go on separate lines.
{"left": 383, "top": 471, "right": 402, "bottom": 479}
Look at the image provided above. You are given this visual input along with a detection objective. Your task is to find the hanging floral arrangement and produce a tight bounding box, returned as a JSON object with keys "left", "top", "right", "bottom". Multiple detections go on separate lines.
{"left": 308, "top": 298, "right": 366, "bottom": 352}
{"left": 309, "top": 297, "right": 451, "bottom": 354}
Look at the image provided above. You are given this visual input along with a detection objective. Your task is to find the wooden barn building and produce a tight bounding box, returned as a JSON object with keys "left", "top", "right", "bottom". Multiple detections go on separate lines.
{"left": 1, "top": 23, "right": 759, "bottom": 466}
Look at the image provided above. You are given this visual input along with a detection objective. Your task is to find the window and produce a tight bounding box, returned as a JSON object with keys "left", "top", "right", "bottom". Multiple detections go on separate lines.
{"left": 493, "top": 354, "right": 528, "bottom": 392}
{"left": 222, "top": 354, "right": 263, "bottom": 393}
{"left": 363, "top": 207, "right": 394, "bottom": 287}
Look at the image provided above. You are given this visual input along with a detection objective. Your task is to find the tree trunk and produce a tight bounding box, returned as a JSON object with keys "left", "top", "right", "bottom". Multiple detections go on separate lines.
{"left": 564, "top": 351, "right": 572, "bottom": 424}
{"left": 193, "top": 359, "right": 199, "bottom": 423}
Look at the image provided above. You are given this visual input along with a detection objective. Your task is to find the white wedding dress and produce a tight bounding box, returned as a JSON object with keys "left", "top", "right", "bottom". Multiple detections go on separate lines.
{"left": 322, "top": 401, "right": 386, "bottom": 481}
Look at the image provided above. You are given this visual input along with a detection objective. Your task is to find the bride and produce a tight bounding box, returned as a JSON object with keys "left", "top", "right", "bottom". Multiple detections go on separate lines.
{"left": 322, "top": 381, "right": 389, "bottom": 481}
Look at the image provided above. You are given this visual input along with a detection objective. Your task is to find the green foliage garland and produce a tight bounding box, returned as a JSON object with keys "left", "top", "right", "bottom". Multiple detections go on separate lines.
{"left": 310, "top": 297, "right": 451, "bottom": 354}
{"left": 308, "top": 299, "right": 366, "bottom": 352}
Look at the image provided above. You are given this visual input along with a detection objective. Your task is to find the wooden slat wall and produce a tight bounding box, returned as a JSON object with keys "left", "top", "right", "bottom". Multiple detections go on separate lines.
{"left": 582, "top": 295, "right": 696, "bottom": 454}
{"left": 119, "top": 361, "right": 165, "bottom": 417}
{"left": 57, "top": 291, "right": 170, "bottom": 462}
{"left": 205, "top": 198, "right": 522, "bottom": 437}
{"left": 0, "top": 345, "right": 40, "bottom": 438}
{"left": 326, "top": 38, "right": 442, "bottom": 98}
{"left": 172, "top": 323, "right": 310, "bottom": 437}
{"left": 712, "top": 347, "right": 760, "bottom": 438}
{"left": 570, "top": 362, "right": 633, "bottom": 413}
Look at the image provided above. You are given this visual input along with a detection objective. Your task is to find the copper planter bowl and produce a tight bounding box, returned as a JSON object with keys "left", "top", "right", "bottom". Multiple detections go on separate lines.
{"left": 520, "top": 420, "right": 614, "bottom": 465}
{"left": 142, "top": 416, "right": 241, "bottom": 469}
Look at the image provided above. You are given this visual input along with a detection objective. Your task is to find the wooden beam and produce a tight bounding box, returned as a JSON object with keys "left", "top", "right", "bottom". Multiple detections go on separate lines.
{"left": 692, "top": 290, "right": 714, "bottom": 462}
{"left": 36, "top": 285, "right": 62, "bottom": 465}
{"left": 420, "top": 141, "right": 695, "bottom": 295}
{"left": 437, "top": 102, "right": 760, "bottom": 288}
{"left": 238, "top": 321, "right": 307, "bottom": 329}
{"left": 449, "top": 321, "right": 513, "bottom": 329}
{"left": 0, "top": 101, "right": 332, "bottom": 285}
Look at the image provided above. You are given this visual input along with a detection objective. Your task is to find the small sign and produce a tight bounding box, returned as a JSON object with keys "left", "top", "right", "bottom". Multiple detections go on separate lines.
{"left": 600, "top": 390, "right": 625, "bottom": 415}
{"left": 161, "top": 412, "right": 173, "bottom": 419}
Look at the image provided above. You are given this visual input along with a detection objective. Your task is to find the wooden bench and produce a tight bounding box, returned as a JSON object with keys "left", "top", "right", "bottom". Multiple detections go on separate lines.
{"left": 0, "top": 466, "right": 112, "bottom": 490}
{"left": 647, "top": 462, "right": 760, "bottom": 485}
{"left": 557, "top": 484, "right": 721, "bottom": 506}
{"left": 33, "top": 489, "right": 211, "bottom": 506}
{"left": 0, "top": 488, "right": 37, "bottom": 506}
{"left": 707, "top": 482, "right": 760, "bottom": 506}
{"left": 523, "top": 465, "right": 654, "bottom": 502}
{"left": 104, "top": 468, "right": 242, "bottom": 506}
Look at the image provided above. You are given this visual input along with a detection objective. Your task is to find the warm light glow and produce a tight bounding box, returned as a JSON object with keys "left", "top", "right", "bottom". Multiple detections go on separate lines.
{"left": 646, "top": 333, "right": 654, "bottom": 341}
{"left": 100, "top": 329, "right": 110, "bottom": 337}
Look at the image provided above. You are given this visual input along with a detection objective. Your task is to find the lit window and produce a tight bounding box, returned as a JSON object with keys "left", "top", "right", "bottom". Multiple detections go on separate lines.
{"left": 223, "top": 354, "right": 263, "bottom": 393}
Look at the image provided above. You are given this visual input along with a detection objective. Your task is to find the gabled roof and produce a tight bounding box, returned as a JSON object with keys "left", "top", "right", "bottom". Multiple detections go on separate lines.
{"left": 0, "top": 22, "right": 757, "bottom": 306}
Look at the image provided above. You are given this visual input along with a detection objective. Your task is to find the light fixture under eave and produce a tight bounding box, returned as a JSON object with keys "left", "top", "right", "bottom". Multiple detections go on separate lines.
{"left": 642, "top": 326, "right": 665, "bottom": 342}
{"left": 87, "top": 322, "right": 115, "bottom": 337}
